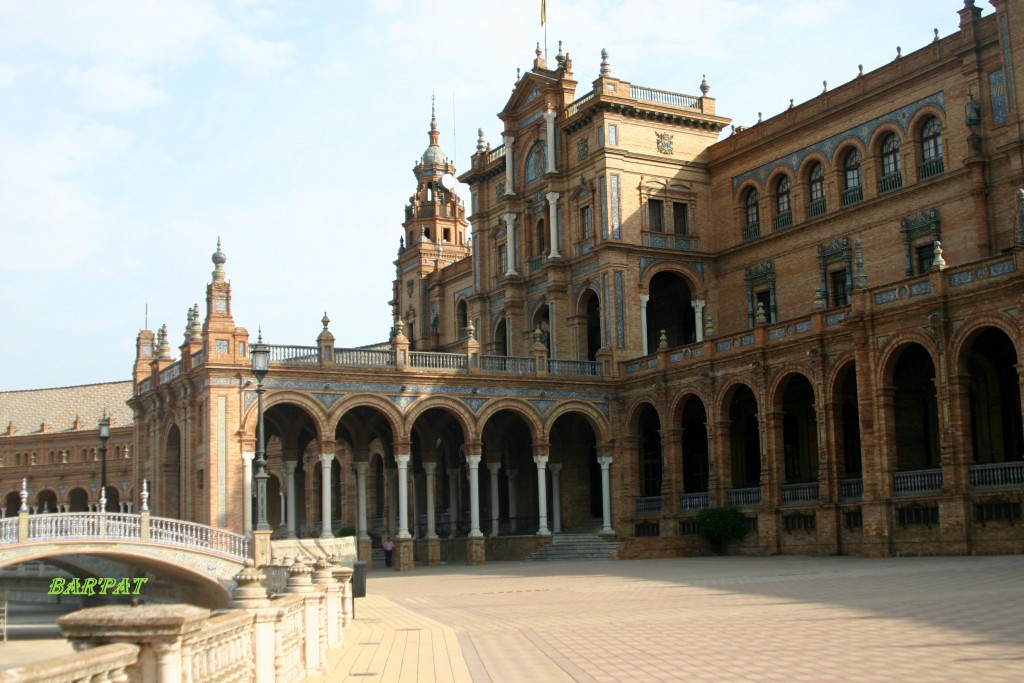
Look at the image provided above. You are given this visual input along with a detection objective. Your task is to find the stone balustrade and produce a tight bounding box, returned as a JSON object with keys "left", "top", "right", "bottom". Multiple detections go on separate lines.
{"left": 2, "top": 557, "right": 354, "bottom": 683}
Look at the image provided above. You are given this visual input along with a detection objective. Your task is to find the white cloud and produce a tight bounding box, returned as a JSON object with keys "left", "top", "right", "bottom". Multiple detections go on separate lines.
{"left": 216, "top": 33, "right": 296, "bottom": 76}
{"left": 65, "top": 64, "right": 169, "bottom": 113}
{"left": 0, "top": 62, "right": 13, "bottom": 87}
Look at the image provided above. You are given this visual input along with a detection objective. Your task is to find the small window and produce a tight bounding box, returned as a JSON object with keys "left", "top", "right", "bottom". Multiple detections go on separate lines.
{"left": 776, "top": 177, "right": 790, "bottom": 215}
{"left": 237, "top": 342, "right": 246, "bottom": 358}
{"left": 580, "top": 206, "right": 592, "bottom": 238}
{"left": 745, "top": 190, "right": 760, "bottom": 226}
{"left": 498, "top": 244, "right": 508, "bottom": 273}
{"left": 916, "top": 243, "right": 934, "bottom": 274}
{"left": 608, "top": 124, "right": 618, "bottom": 145}
{"left": 830, "top": 268, "right": 849, "bottom": 307}
{"left": 535, "top": 219, "right": 546, "bottom": 254}
{"left": 597, "top": 126, "right": 605, "bottom": 148}
{"left": 648, "top": 198, "right": 664, "bottom": 232}
{"left": 809, "top": 163, "right": 825, "bottom": 202}
{"left": 844, "top": 150, "right": 861, "bottom": 189}
{"left": 921, "top": 118, "right": 942, "bottom": 162}
{"left": 672, "top": 202, "right": 688, "bottom": 235}
{"left": 882, "top": 134, "right": 901, "bottom": 176}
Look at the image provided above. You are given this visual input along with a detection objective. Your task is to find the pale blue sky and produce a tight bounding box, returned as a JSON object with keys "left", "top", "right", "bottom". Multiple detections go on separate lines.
{"left": 0, "top": 0, "right": 965, "bottom": 390}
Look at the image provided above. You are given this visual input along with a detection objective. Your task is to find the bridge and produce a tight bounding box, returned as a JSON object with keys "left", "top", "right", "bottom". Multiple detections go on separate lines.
{"left": 0, "top": 512, "right": 250, "bottom": 607}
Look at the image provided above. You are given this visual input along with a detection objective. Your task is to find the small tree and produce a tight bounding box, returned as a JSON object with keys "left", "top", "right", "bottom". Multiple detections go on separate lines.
{"left": 336, "top": 526, "right": 357, "bottom": 538}
{"left": 695, "top": 507, "right": 747, "bottom": 554}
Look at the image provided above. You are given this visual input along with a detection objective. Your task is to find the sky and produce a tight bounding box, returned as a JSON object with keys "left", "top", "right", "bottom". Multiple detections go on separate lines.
{"left": 0, "top": 0, "right": 967, "bottom": 391}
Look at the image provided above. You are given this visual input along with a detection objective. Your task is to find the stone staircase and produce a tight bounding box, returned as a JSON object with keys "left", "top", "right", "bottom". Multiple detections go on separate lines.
{"left": 526, "top": 519, "right": 621, "bottom": 562}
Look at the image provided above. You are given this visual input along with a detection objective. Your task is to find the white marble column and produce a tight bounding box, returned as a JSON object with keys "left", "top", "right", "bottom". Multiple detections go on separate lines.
{"left": 640, "top": 294, "right": 650, "bottom": 355}
{"left": 424, "top": 462, "right": 438, "bottom": 539}
{"left": 543, "top": 110, "right": 557, "bottom": 173}
{"left": 488, "top": 462, "right": 501, "bottom": 537}
{"left": 507, "top": 469, "right": 518, "bottom": 533}
{"left": 549, "top": 463, "right": 562, "bottom": 534}
{"left": 467, "top": 455, "right": 483, "bottom": 538}
{"left": 354, "top": 462, "right": 369, "bottom": 540}
{"left": 534, "top": 455, "right": 550, "bottom": 536}
{"left": 504, "top": 213, "right": 518, "bottom": 276}
{"left": 283, "top": 461, "right": 298, "bottom": 539}
{"left": 598, "top": 455, "right": 614, "bottom": 534}
{"left": 448, "top": 468, "right": 460, "bottom": 535}
{"left": 241, "top": 452, "right": 254, "bottom": 535}
{"left": 395, "top": 453, "right": 411, "bottom": 539}
{"left": 692, "top": 299, "right": 706, "bottom": 343}
{"left": 503, "top": 135, "right": 515, "bottom": 193}
{"left": 320, "top": 453, "right": 335, "bottom": 539}
{"left": 546, "top": 191, "right": 561, "bottom": 258}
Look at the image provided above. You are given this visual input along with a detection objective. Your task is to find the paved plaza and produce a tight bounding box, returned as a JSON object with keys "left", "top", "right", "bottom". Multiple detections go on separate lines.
{"left": 314, "top": 555, "right": 1024, "bottom": 682}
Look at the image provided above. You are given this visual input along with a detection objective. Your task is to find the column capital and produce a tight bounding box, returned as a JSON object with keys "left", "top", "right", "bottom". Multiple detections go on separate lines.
{"left": 533, "top": 455, "right": 549, "bottom": 467}
{"left": 503, "top": 212, "right": 517, "bottom": 228}
{"left": 549, "top": 463, "right": 562, "bottom": 474}
{"left": 354, "top": 461, "right": 369, "bottom": 475}
{"left": 241, "top": 451, "right": 254, "bottom": 464}
{"left": 542, "top": 109, "right": 557, "bottom": 123}
{"left": 319, "top": 452, "right": 335, "bottom": 464}
{"left": 503, "top": 134, "right": 515, "bottom": 145}
{"left": 545, "top": 191, "right": 560, "bottom": 203}
{"left": 597, "top": 455, "right": 613, "bottom": 468}
{"left": 487, "top": 461, "right": 502, "bottom": 474}
{"left": 283, "top": 461, "right": 297, "bottom": 474}
{"left": 640, "top": 293, "right": 650, "bottom": 304}
{"left": 463, "top": 441, "right": 483, "bottom": 457}
{"left": 395, "top": 453, "right": 411, "bottom": 467}
{"left": 423, "top": 461, "right": 437, "bottom": 474}
{"left": 466, "top": 454, "right": 482, "bottom": 468}
{"left": 692, "top": 298, "right": 705, "bottom": 311}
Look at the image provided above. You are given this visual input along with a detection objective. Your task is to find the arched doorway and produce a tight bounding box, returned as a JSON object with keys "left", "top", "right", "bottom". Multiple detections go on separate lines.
{"left": 3, "top": 491, "right": 20, "bottom": 517}
{"left": 481, "top": 409, "right": 539, "bottom": 535}
{"left": 835, "top": 363, "right": 862, "bottom": 479}
{"left": 647, "top": 271, "right": 696, "bottom": 351}
{"left": 780, "top": 374, "right": 818, "bottom": 483}
{"left": 892, "top": 344, "right": 939, "bottom": 471}
{"left": 679, "top": 396, "right": 709, "bottom": 495}
{"left": 963, "top": 328, "right": 1023, "bottom": 463}
{"left": 580, "top": 290, "right": 601, "bottom": 361}
{"left": 104, "top": 487, "right": 120, "bottom": 513}
{"left": 162, "top": 424, "right": 182, "bottom": 518}
{"left": 493, "top": 319, "right": 508, "bottom": 356}
{"left": 636, "top": 404, "right": 662, "bottom": 502}
{"left": 263, "top": 402, "right": 321, "bottom": 537}
{"left": 36, "top": 489, "right": 57, "bottom": 513}
{"left": 550, "top": 412, "right": 601, "bottom": 527}
{"left": 729, "top": 385, "right": 761, "bottom": 488}
{"left": 67, "top": 487, "right": 89, "bottom": 512}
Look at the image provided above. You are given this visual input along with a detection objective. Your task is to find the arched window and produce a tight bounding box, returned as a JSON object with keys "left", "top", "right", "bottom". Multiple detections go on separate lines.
{"left": 773, "top": 176, "right": 792, "bottom": 230}
{"left": 920, "top": 117, "right": 944, "bottom": 179}
{"left": 842, "top": 149, "right": 862, "bottom": 206}
{"left": 743, "top": 189, "right": 760, "bottom": 240}
{"left": 807, "top": 163, "right": 826, "bottom": 218}
{"left": 880, "top": 133, "right": 902, "bottom": 193}
{"left": 525, "top": 141, "right": 547, "bottom": 185}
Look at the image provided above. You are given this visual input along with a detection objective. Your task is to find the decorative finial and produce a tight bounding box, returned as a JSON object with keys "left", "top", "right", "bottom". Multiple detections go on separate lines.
{"left": 813, "top": 287, "right": 826, "bottom": 310}
{"left": 467, "top": 319, "right": 476, "bottom": 341}
{"left": 256, "top": 327, "right": 263, "bottom": 344}
{"left": 600, "top": 48, "right": 611, "bottom": 76}
{"left": 556, "top": 40, "right": 565, "bottom": 68}
{"left": 534, "top": 326, "right": 543, "bottom": 344}
{"left": 756, "top": 301, "right": 769, "bottom": 323}
{"left": 476, "top": 128, "right": 487, "bottom": 153}
{"left": 321, "top": 312, "right": 330, "bottom": 331}
{"left": 658, "top": 329, "right": 668, "bottom": 350}
{"left": 933, "top": 241, "right": 946, "bottom": 270}
{"left": 395, "top": 317, "right": 405, "bottom": 337}
{"left": 158, "top": 324, "right": 171, "bottom": 358}
{"left": 99, "top": 485, "right": 107, "bottom": 514}
{"left": 699, "top": 74, "right": 709, "bottom": 96}
{"left": 516, "top": 67, "right": 521, "bottom": 83}
{"left": 757, "top": 112, "right": 762, "bottom": 124}
{"left": 184, "top": 306, "right": 194, "bottom": 342}
{"left": 789, "top": 98, "right": 794, "bottom": 109}
{"left": 190, "top": 304, "right": 201, "bottom": 340}
{"left": 140, "top": 478, "right": 149, "bottom": 512}
{"left": 212, "top": 237, "right": 227, "bottom": 282}
{"left": 895, "top": 46, "right": 902, "bottom": 59}
{"left": 933, "top": 28, "right": 939, "bottom": 43}
{"left": 704, "top": 313, "right": 713, "bottom": 337}
{"left": 822, "top": 80, "right": 828, "bottom": 93}
{"left": 20, "top": 477, "right": 28, "bottom": 512}
{"left": 854, "top": 239, "right": 867, "bottom": 288}
{"left": 430, "top": 92, "right": 437, "bottom": 132}
{"left": 858, "top": 64, "right": 863, "bottom": 77}
{"left": 535, "top": 42, "right": 542, "bottom": 61}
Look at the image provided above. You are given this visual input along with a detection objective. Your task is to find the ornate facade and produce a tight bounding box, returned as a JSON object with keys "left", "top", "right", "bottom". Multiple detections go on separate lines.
{"left": 5, "top": 0, "right": 1024, "bottom": 567}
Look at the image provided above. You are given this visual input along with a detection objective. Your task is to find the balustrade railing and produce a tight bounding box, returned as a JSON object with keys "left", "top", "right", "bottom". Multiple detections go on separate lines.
{"left": 481, "top": 355, "right": 535, "bottom": 375}
{"left": 485, "top": 145, "right": 506, "bottom": 164}
{"left": 191, "top": 350, "right": 204, "bottom": 367}
{"left": 0, "top": 517, "right": 16, "bottom": 544}
{"left": 148, "top": 516, "right": 250, "bottom": 559}
{"left": 629, "top": 84, "right": 700, "bottom": 109}
{"left": 680, "top": 492, "right": 709, "bottom": 510}
{"left": 728, "top": 487, "right": 761, "bottom": 507}
{"left": 5, "top": 643, "right": 142, "bottom": 683}
{"left": 878, "top": 171, "right": 903, "bottom": 195}
{"left": 187, "top": 611, "right": 256, "bottom": 683}
{"left": 334, "top": 347, "right": 395, "bottom": 368}
{"left": 27, "top": 513, "right": 102, "bottom": 540}
{"left": 781, "top": 482, "right": 819, "bottom": 504}
{"left": 104, "top": 513, "right": 140, "bottom": 539}
{"left": 841, "top": 478, "right": 863, "bottom": 500}
{"left": 635, "top": 496, "right": 663, "bottom": 514}
{"left": 806, "top": 198, "right": 827, "bottom": 219}
{"left": 893, "top": 468, "right": 942, "bottom": 495}
{"left": 567, "top": 92, "right": 595, "bottom": 116}
{"left": 528, "top": 255, "right": 547, "bottom": 273}
{"left": 160, "top": 361, "right": 181, "bottom": 384}
{"left": 841, "top": 186, "right": 863, "bottom": 207}
{"left": 268, "top": 345, "right": 319, "bottom": 365}
{"left": 918, "top": 158, "right": 944, "bottom": 180}
{"left": 772, "top": 212, "right": 792, "bottom": 231}
{"left": 547, "top": 359, "right": 601, "bottom": 377}
{"left": 409, "top": 351, "right": 468, "bottom": 371}
{"left": 742, "top": 222, "right": 760, "bottom": 241}
{"left": 970, "top": 461, "right": 1024, "bottom": 489}
{"left": 275, "top": 596, "right": 305, "bottom": 683}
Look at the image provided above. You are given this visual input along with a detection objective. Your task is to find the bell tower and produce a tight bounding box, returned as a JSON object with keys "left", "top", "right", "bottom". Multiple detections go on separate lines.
{"left": 392, "top": 98, "right": 470, "bottom": 348}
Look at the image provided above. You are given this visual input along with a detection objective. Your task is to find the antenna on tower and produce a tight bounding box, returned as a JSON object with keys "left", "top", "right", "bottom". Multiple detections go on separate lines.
{"left": 145, "top": 298, "right": 148, "bottom": 329}
{"left": 452, "top": 92, "right": 457, "bottom": 171}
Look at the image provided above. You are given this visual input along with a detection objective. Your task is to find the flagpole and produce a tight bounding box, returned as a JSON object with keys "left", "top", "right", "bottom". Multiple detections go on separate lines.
{"left": 542, "top": 0, "right": 548, "bottom": 61}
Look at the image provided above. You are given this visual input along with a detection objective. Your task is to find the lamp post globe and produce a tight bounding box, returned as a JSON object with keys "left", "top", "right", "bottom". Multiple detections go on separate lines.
{"left": 250, "top": 332, "right": 271, "bottom": 532}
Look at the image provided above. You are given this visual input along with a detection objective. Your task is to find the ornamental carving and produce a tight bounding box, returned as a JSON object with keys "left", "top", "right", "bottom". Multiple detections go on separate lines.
{"left": 656, "top": 132, "right": 674, "bottom": 154}
{"left": 577, "top": 138, "right": 589, "bottom": 159}
{"left": 495, "top": 182, "right": 505, "bottom": 201}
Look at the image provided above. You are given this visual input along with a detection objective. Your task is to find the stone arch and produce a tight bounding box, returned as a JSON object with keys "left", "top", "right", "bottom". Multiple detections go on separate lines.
{"left": 66, "top": 487, "right": 89, "bottom": 512}
{"left": 767, "top": 366, "right": 817, "bottom": 412}
{"left": 35, "top": 488, "right": 58, "bottom": 512}
{"left": 885, "top": 340, "right": 941, "bottom": 472}
{"left": 869, "top": 122, "right": 905, "bottom": 154}
{"left": 734, "top": 177, "right": 763, "bottom": 202}
{"left": 476, "top": 399, "right": 544, "bottom": 444}
{"left": 715, "top": 376, "right": 761, "bottom": 418}
{"left": 877, "top": 332, "right": 938, "bottom": 387}
{"left": 829, "top": 136, "right": 867, "bottom": 168}
{"left": 328, "top": 394, "right": 404, "bottom": 444}
{"left": 908, "top": 105, "right": 946, "bottom": 143}
{"left": 796, "top": 151, "right": 831, "bottom": 180}
{"left": 949, "top": 314, "right": 1020, "bottom": 366}
{"left": 829, "top": 358, "right": 863, "bottom": 478}
{"left": 242, "top": 390, "right": 328, "bottom": 444}
{"left": 543, "top": 401, "right": 611, "bottom": 444}
{"left": 671, "top": 391, "right": 710, "bottom": 496}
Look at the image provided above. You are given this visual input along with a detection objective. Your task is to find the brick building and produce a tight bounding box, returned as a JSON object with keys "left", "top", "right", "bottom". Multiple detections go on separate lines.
{"left": 5, "top": 0, "right": 1023, "bottom": 565}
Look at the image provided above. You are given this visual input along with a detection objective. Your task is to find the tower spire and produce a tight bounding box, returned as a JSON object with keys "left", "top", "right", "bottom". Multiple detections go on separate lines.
{"left": 429, "top": 93, "right": 440, "bottom": 146}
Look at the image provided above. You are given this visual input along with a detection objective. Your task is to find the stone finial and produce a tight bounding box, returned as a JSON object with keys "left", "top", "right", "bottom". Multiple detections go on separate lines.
{"left": 212, "top": 237, "right": 227, "bottom": 282}
{"left": 813, "top": 287, "right": 826, "bottom": 310}
{"left": 467, "top": 319, "right": 476, "bottom": 341}
{"left": 158, "top": 324, "right": 171, "bottom": 358}
{"left": 19, "top": 477, "right": 28, "bottom": 512}
{"left": 190, "top": 304, "right": 201, "bottom": 339}
{"left": 699, "top": 74, "right": 709, "bottom": 96}
{"left": 184, "top": 307, "right": 194, "bottom": 342}
{"left": 789, "top": 98, "right": 794, "bottom": 109}
{"left": 230, "top": 559, "right": 270, "bottom": 607}
{"left": 757, "top": 112, "right": 762, "bottom": 124}
{"left": 933, "top": 241, "right": 947, "bottom": 270}
{"left": 854, "top": 239, "right": 867, "bottom": 288}
{"left": 140, "top": 478, "right": 149, "bottom": 512}
{"left": 516, "top": 67, "right": 521, "bottom": 84}
{"left": 394, "top": 316, "right": 405, "bottom": 339}
{"left": 756, "top": 301, "right": 769, "bottom": 323}
{"left": 858, "top": 64, "right": 864, "bottom": 77}
{"left": 658, "top": 329, "right": 668, "bottom": 351}
{"left": 895, "top": 46, "right": 902, "bottom": 59}
{"left": 535, "top": 42, "right": 542, "bottom": 59}
{"left": 556, "top": 40, "right": 565, "bottom": 68}
{"left": 285, "top": 557, "right": 315, "bottom": 593}
{"left": 99, "top": 485, "right": 107, "bottom": 514}
{"left": 600, "top": 48, "right": 611, "bottom": 76}
{"left": 933, "top": 28, "right": 940, "bottom": 43}
{"left": 476, "top": 128, "right": 487, "bottom": 153}
{"left": 321, "top": 312, "right": 331, "bottom": 331}
{"left": 704, "top": 313, "right": 714, "bottom": 337}
{"left": 311, "top": 557, "right": 335, "bottom": 585}
{"left": 822, "top": 80, "right": 828, "bottom": 93}
{"left": 533, "top": 326, "right": 544, "bottom": 344}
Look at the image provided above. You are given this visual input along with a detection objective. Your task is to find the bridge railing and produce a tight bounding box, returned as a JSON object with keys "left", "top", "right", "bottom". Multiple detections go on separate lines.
{"left": 149, "top": 516, "right": 250, "bottom": 560}
{"left": 0, "top": 518, "right": 16, "bottom": 544}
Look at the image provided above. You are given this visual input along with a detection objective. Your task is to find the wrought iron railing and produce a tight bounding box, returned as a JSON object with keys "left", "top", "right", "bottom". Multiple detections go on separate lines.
{"left": 841, "top": 478, "right": 863, "bottom": 500}
{"left": 878, "top": 171, "right": 903, "bottom": 195}
{"left": 969, "top": 461, "right": 1024, "bottom": 488}
{"left": 728, "top": 487, "right": 761, "bottom": 507}
{"left": 547, "top": 359, "right": 601, "bottom": 377}
{"left": 806, "top": 198, "right": 827, "bottom": 219}
{"left": 893, "top": 468, "right": 942, "bottom": 495}
{"left": 680, "top": 492, "right": 709, "bottom": 510}
{"left": 635, "top": 496, "right": 663, "bottom": 515}
{"left": 772, "top": 212, "right": 792, "bottom": 231}
{"left": 528, "top": 255, "right": 547, "bottom": 273}
{"left": 334, "top": 348, "right": 395, "bottom": 368}
{"left": 918, "top": 158, "right": 944, "bottom": 180}
{"left": 841, "top": 186, "right": 863, "bottom": 207}
{"left": 481, "top": 355, "right": 535, "bottom": 375}
{"left": 268, "top": 345, "right": 319, "bottom": 365}
{"left": 742, "top": 222, "right": 760, "bottom": 241}
{"left": 781, "top": 482, "right": 819, "bottom": 504}
{"left": 630, "top": 85, "right": 701, "bottom": 109}
{"left": 410, "top": 352, "right": 468, "bottom": 371}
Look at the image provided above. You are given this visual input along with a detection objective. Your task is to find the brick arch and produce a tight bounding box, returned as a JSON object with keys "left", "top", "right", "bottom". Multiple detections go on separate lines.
{"left": 949, "top": 315, "right": 1021, "bottom": 372}
{"left": 715, "top": 376, "right": 761, "bottom": 418}
{"left": 476, "top": 398, "right": 544, "bottom": 445}
{"left": 668, "top": 387, "right": 710, "bottom": 425}
{"left": 404, "top": 395, "right": 479, "bottom": 444}
{"left": 640, "top": 262, "right": 705, "bottom": 298}
{"left": 574, "top": 284, "right": 602, "bottom": 311}
{"left": 824, "top": 352, "right": 858, "bottom": 400}
{"left": 877, "top": 332, "right": 939, "bottom": 387}
{"left": 869, "top": 122, "right": 905, "bottom": 155}
{"left": 767, "top": 364, "right": 818, "bottom": 411}
{"left": 830, "top": 136, "right": 867, "bottom": 171}
{"left": 797, "top": 151, "right": 831, "bottom": 181}
{"left": 908, "top": 105, "right": 946, "bottom": 140}
{"left": 765, "top": 166, "right": 794, "bottom": 195}
{"left": 543, "top": 401, "right": 611, "bottom": 443}
{"left": 243, "top": 390, "right": 328, "bottom": 444}
{"left": 623, "top": 397, "right": 663, "bottom": 434}
{"left": 328, "top": 394, "right": 404, "bottom": 443}
{"left": 734, "top": 177, "right": 763, "bottom": 202}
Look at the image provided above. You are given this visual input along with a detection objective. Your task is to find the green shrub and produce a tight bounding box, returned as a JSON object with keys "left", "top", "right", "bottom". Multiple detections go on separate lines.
{"left": 695, "top": 507, "right": 746, "bottom": 554}
{"left": 336, "top": 526, "right": 357, "bottom": 538}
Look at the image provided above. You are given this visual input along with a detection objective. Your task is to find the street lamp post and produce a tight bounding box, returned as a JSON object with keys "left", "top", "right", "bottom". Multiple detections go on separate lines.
{"left": 251, "top": 332, "right": 271, "bottom": 532}
{"left": 98, "top": 415, "right": 110, "bottom": 513}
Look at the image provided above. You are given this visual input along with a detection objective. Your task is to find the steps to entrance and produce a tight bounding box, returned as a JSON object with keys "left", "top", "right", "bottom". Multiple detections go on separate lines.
{"left": 525, "top": 531, "right": 621, "bottom": 562}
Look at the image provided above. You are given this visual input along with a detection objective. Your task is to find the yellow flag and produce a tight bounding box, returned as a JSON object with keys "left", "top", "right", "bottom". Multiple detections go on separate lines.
{"left": 541, "top": 0, "right": 546, "bottom": 25}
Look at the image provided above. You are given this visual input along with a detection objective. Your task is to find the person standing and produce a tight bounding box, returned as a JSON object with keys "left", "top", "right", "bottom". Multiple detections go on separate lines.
{"left": 383, "top": 536, "right": 395, "bottom": 568}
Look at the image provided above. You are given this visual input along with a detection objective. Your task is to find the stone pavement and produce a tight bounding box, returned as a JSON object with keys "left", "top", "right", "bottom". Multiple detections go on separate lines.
{"left": 313, "top": 555, "right": 1024, "bottom": 682}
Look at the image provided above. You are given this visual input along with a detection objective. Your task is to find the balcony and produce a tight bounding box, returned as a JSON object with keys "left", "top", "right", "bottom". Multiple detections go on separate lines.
{"left": 893, "top": 468, "right": 942, "bottom": 496}
{"left": 878, "top": 171, "right": 903, "bottom": 195}
{"left": 635, "top": 496, "right": 663, "bottom": 515}
{"left": 772, "top": 212, "right": 792, "bottom": 231}
{"left": 728, "top": 487, "right": 761, "bottom": 507}
{"left": 410, "top": 352, "right": 467, "bottom": 371}
{"left": 840, "top": 186, "right": 863, "bottom": 207}
{"left": 806, "top": 199, "right": 827, "bottom": 219}
{"left": 742, "top": 222, "right": 760, "bottom": 241}
{"left": 969, "top": 461, "right": 1024, "bottom": 489}
{"left": 680, "top": 492, "right": 709, "bottom": 511}
{"left": 548, "top": 359, "right": 601, "bottom": 377}
{"left": 840, "top": 478, "right": 863, "bottom": 501}
{"left": 480, "top": 355, "right": 534, "bottom": 375}
{"left": 781, "top": 482, "right": 819, "bottom": 504}
{"left": 918, "top": 158, "right": 944, "bottom": 180}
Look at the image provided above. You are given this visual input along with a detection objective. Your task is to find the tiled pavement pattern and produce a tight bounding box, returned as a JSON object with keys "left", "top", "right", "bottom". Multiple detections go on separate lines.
{"left": 316, "top": 556, "right": 1024, "bottom": 682}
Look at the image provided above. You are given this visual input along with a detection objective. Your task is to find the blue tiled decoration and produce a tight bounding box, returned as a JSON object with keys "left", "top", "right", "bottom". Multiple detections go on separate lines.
{"left": 571, "top": 261, "right": 600, "bottom": 278}
{"left": 603, "top": 274, "right": 611, "bottom": 348}
{"left": 990, "top": 260, "right": 1016, "bottom": 277}
{"left": 453, "top": 286, "right": 473, "bottom": 307}
{"left": 639, "top": 256, "right": 661, "bottom": 279}
{"left": 463, "top": 397, "right": 490, "bottom": 413}
{"left": 731, "top": 92, "right": 946, "bottom": 193}
{"left": 528, "top": 282, "right": 547, "bottom": 296}
{"left": 315, "top": 393, "right": 344, "bottom": 409}
{"left": 615, "top": 272, "right": 625, "bottom": 348}
{"left": 910, "top": 282, "right": 932, "bottom": 297}
{"left": 529, "top": 399, "right": 556, "bottom": 414}
{"left": 991, "top": 70, "right": 1008, "bottom": 125}
{"left": 388, "top": 395, "right": 417, "bottom": 410}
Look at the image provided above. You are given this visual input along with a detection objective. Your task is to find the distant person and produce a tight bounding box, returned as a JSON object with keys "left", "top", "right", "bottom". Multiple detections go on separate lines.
{"left": 383, "top": 536, "right": 395, "bottom": 567}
